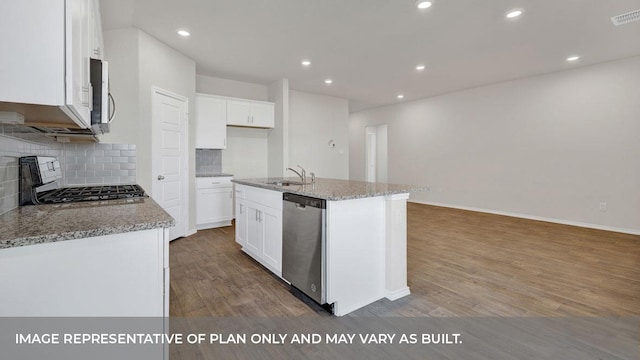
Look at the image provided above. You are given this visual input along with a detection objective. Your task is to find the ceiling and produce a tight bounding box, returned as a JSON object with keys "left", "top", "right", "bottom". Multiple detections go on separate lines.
{"left": 100, "top": 0, "right": 640, "bottom": 112}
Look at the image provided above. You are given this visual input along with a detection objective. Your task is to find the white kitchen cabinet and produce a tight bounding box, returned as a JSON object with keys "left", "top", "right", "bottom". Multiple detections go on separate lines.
{"left": 196, "top": 177, "right": 233, "bottom": 229}
{"left": 195, "top": 94, "right": 227, "bottom": 149}
{"left": 0, "top": 0, "right": 99, "bottom": 128}
{"left": 234, "top": 185, "right": 283, "bottom": 276}
{"left": 226, "top": 99, "right": 275, "bottom": 128}
{"left": 0, "top": 228, "right": 169, "bottom": 317}
{"left": 235, "top": 186, "right": 247, "bottom": 246}
{"left": 88, "top": 0, "right": 104, "bottom": 60}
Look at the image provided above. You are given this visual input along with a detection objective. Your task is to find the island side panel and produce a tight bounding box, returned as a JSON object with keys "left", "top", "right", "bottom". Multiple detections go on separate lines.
{"left": 326, "top": 197, "right": 385, "bottom": 316}
{"left": 384, "top": 193, "right": 411, "bottom": 300}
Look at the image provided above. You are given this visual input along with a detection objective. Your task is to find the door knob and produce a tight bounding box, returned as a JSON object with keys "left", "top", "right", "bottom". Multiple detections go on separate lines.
{"left": 157, "top": 175, "right": 165, "bottom": 180}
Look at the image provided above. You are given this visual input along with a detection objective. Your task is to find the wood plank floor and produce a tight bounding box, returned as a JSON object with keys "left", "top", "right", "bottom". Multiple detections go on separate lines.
{"left": 169, "top": 203, "right": 640, "bottom": 317}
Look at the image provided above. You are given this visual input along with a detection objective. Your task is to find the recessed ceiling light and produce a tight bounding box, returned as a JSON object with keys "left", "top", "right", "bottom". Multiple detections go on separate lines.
{"left": 505, "top": 9, "right": 524, "bottom": 19}
{"left": 177, "top": 29, "right": 190, "bottom": 37}
{"left": 301, "top": 60, "right": 311, "bottom": 67}
{"left": 566, "top": 55, "right": 581, "bottom": 62}
{"left": 416, "top": 1, "right": 432, "bottom": 10}
{"left": 397, "top": 94, "right": 405, "bottom": 99}
{"left": 416, "top": 64, "right": 426, "bottom": 71}
{"left": 324, "top": 79, "right": 333, "bottom": 85}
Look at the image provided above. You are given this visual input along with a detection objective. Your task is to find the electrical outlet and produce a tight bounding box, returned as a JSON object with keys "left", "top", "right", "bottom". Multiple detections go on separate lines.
{"left": 599, "top": 202, "right": 607, "bottom": 212}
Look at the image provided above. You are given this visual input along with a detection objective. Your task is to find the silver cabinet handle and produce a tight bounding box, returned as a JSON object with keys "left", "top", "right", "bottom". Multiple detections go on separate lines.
{"left": 157, "top": 175, "right": 165, "bottom": 180}
{"left": 239, "top": 204, "right": 243, "bottom": 214}
{"left": 82, "top": 86, "right": 91, "bottom": 107}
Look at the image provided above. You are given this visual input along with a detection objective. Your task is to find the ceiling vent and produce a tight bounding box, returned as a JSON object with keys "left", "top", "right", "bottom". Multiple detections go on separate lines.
{"left": 611, "top": 9, "right": 640, "bottom": 26}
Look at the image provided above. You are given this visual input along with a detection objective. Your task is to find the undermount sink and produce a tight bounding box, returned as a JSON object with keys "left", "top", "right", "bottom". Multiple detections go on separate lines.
{"left": 265, "top": 180, "right": 307, "bottom": 186}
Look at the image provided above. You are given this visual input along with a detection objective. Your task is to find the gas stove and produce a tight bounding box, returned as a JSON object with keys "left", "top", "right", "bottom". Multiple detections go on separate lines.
{"left": 19, "top": 156, "right": 147, "bottom": 206}
{"left": 36, "top": 184, "right": 146, "bottom": 204}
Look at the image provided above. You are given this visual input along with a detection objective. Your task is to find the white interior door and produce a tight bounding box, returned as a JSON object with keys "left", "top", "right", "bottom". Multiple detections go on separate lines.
{"left": 152, "top": 88, "right": 188, "bottom": 241}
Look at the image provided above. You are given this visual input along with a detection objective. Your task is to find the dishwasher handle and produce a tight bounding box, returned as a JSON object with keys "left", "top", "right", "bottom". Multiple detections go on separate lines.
{"left": 283, "top": 193, "right": 326, "bottom": 209}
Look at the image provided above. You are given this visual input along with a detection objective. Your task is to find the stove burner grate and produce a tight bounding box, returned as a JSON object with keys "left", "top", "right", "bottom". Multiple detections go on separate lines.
{"left": 37, "top": 184, "right": 146, "bottom": 204}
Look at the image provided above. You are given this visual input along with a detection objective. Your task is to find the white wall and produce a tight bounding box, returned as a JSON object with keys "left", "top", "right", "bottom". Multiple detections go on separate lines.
{"left": 196, "top": 75, "right": 268, "bottom": 101}
{"left": 196, "top": 75, "right": 269, "bottom": 179}
{"left": 289, "top": 90, "right": 350, "bottom": 180}
{"left": 267, "top": 79, "right": 289, "bottom": 178}
{"left": 99, "top": 28, "right": 139, "bottom": 145}
{"left": 102, "top": 28, "right": 197, "bottom": 233}
{"left": 350, "top": 56, "right": 640, "bottom": 233}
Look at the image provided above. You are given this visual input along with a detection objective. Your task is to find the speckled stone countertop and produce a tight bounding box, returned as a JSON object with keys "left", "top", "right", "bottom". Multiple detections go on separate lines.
{"left": 0, "top": 197, "right": 175, "bottom": 250}
{"left": 232, "top": 178, "right": 428, "bottom": 201}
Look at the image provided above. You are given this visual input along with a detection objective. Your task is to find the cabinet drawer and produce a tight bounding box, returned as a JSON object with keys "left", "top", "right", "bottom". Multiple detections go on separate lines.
{"left": 196, "top": 176, "right": 233, "bottom": 189}
{"left": 244, "top": 186, "right": 283, "bottom": 210}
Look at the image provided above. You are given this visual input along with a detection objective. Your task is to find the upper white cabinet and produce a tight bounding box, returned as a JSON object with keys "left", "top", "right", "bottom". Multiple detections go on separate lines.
{"left": 88, "top": 0, "right": 104, "bottom": 60}
{"left": 195, "top": 94, "right": 227, "bottom": 149}
{"left": 227, "top": 99, "right": 275, "bottom": 128}
{"left": 0, "top": 0, "right": 101, "bottom": 128}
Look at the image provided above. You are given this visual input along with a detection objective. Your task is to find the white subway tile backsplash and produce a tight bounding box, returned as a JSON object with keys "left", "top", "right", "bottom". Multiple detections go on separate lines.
{"left": 94, "top": 157, "right": 112, "bottom": 164}
{"left": 0, "top": 131, "right": 63, "bottom": 215}
{"left": 119, "top": 163, "right": 136, "bottom": 170}
{"left": 1, "top": 130, "right": 138, "bottom": 214}
{"left": 63, "top": 143, "right": 136, "bottom": 186}
{"left": 112, "top": 157, "right": 129, "bottom": 163}
{"left": 103, "top": 163, "right": 120, "bottom": 170}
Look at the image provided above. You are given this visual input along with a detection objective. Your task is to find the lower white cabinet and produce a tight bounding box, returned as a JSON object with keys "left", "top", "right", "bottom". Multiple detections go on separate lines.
{"left": 0, "top": 228, "right": 169, "bottom": 316}
{"left": 196, "top": 177, "right": 233, "bottom": 229}
{"left": 234, "top": 185, "right": 282, "bottom": 276}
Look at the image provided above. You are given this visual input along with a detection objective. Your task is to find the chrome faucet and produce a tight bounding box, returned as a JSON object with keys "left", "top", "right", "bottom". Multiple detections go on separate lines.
{"left": 286, "top": 165, "right": 306, "bottom": 183}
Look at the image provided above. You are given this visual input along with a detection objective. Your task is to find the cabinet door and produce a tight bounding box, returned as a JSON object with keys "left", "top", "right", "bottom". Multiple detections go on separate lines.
{"left": 195, "top": 95, "right": 227, "bottom": 148}
{"left": 251, "top": 102, "right": 275, "bottom": 128}
{"left": 88, "top": 0, "right": 103, "bottom": 59}
{"left": 196, "top": 187, "right": 233, "bottom": 225}
{"left": 235, "top": 199, "right": 247, "bottom": 246}
{"left": 0, "top": 1, "right": 65, "bottom": 105}
{"left": 244, "top": 202, "right": 263, "bottom": 257}
{"left": 226, "top": 100, "right": 252, "bottom": 126}
{"left": 65, "top": 0, "right": 91, "bottom": 127}
{"left": 261, "top": 206, "right": 283, "bottom": 275}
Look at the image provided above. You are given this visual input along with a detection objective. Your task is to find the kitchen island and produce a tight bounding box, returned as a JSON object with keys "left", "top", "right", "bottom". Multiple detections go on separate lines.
{"left": 233, "top": 177, "right": 426, "bottom": 316}
{"left": 0, "top": 197, "right": 174, "bottom": 316}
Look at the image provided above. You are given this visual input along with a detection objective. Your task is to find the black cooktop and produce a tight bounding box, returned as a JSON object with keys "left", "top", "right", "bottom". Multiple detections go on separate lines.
{"left": 36, "top": 184, "right": 146, "bottom": 204}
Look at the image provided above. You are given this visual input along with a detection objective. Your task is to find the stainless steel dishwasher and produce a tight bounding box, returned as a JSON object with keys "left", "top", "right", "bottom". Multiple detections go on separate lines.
{"left": 282, "top": 193, "right": 326, "bottom": 305}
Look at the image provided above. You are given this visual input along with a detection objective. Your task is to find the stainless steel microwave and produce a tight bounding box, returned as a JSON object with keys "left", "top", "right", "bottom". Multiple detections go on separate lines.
{"left": 90, "top": 58, "right": 114, "bottom": 134}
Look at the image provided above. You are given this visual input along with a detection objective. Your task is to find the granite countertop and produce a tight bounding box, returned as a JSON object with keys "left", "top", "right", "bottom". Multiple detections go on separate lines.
{"left": 196, "top": 173, "right": 234, "bottom": 178}
{"left": 0, "top": 197, "right": 175, "bottom": 250}
{"left": 232, "top": 178, "right": 428, "bottom": 201}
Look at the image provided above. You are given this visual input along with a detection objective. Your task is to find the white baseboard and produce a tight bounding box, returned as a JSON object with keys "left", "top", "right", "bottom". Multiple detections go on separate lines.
{"left": 409, "top": 200, "right": 640, "bottom": 236}
{"left": 185, "top": 228, "right": 197, "bottom": 237}
{"left": 385, "top": 287, "right": 411, "bottom": 301}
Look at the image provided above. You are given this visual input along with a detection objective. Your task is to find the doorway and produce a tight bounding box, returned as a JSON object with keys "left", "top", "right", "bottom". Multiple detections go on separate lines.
{"left": 152, "top": 87, "right": 189, "bottom": 241}
{"left": 365, "top": 124, "right": 388, "bottom": 183}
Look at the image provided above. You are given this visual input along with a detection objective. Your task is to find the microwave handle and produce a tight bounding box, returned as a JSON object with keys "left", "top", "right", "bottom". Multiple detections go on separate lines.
{"left": 108, "top": 93, "right": 116, "bottom": 122}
